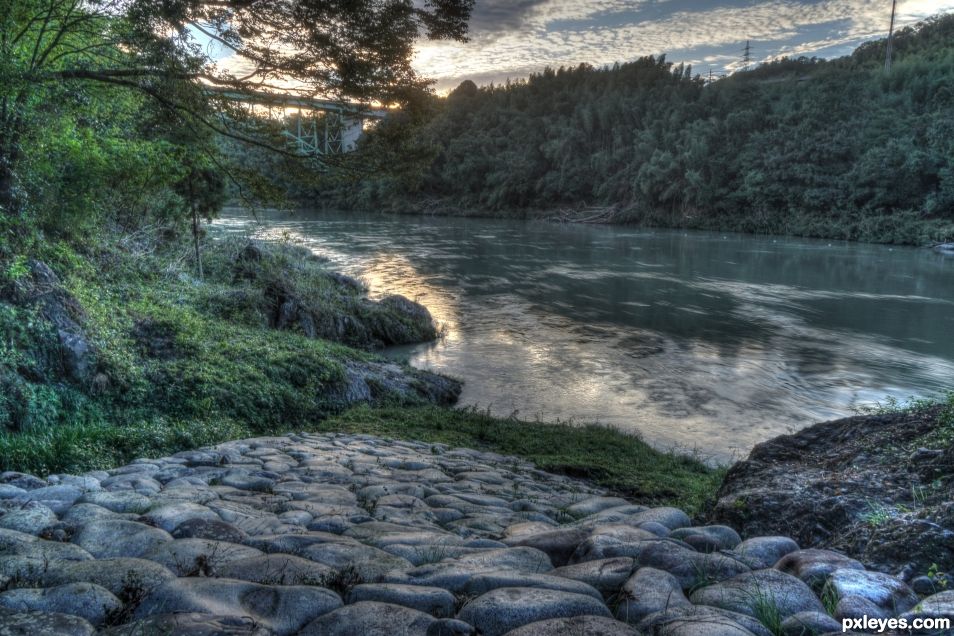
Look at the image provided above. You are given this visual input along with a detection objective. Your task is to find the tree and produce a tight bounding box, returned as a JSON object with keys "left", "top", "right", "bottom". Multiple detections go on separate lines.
{"left": 0, "top": 0, "right": 475, "bottom": 215}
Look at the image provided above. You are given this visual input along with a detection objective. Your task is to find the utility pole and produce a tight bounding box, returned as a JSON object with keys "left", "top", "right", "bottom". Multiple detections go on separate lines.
{"left": 742, "top": 41, "right": 752, "bottom": 71}
{"left": 885, "top": 0, "right": 897, "bottom": 73}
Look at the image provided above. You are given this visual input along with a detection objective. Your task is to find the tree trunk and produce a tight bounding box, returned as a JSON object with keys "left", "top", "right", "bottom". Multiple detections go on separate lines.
{"left": 192, "top": 203, "right": 203, "bottom": 280}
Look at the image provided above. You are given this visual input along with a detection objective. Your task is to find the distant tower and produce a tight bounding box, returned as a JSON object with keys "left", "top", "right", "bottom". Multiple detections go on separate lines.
{"left": 742, "top": 40, "right": 753, "bottom": 71}
{"left": 885, "top": 0, "right": 898, "bottom": 73}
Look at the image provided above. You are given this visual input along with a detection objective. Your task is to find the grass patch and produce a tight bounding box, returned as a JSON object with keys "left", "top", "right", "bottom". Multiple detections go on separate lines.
{"left": 0, "top": 416, "right": 249, "bottom": 476}
{"left": 314, "top": 405, "right": 724, "bottom": 516}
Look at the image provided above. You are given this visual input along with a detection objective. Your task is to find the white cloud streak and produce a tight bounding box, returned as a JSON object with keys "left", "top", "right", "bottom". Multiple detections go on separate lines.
{"left": 414, "top": 0, "right": 954, "bottom": 89}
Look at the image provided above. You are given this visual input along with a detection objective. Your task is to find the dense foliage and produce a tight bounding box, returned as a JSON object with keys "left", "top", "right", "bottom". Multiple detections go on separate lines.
{"left": 326, "top": 14, "right": 954, "bottom": 244}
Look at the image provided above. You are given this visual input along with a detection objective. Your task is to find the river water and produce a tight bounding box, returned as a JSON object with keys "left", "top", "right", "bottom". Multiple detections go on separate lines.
{"left": 216, "top": 210, "right": 954, "bottom": 462}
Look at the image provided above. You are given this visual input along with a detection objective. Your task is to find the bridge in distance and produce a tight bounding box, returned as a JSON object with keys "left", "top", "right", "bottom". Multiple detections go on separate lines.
{"left": 209, "top": 87, "right": 390, "bottom": 157}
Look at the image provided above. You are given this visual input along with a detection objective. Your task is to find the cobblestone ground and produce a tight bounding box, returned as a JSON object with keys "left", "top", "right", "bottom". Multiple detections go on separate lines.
{"left": 0, "top": 433, "right": 951, "bottom": 635}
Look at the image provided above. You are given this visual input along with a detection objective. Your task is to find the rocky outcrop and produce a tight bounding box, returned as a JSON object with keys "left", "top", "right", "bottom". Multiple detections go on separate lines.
{"left": 2, "top": 259, "right": 95, "bottom": 384}
{"left": 231, "top": 240, "right": 439, "bottom": 349}
{"left": 2, "top": 433, "right": 951, "bottom": 635}
{"left": 710, "top": 406, "right": 954, "bottom": 589}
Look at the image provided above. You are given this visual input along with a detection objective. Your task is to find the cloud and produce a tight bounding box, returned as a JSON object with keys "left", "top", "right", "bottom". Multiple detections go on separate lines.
{"left": 414, "top": 0, "right": 954, "bottom": 89}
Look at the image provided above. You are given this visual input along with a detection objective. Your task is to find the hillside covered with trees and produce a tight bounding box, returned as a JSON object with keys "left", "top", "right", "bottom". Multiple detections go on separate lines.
{"left": 319, "top": 13, "right": 954, "bottom": 245}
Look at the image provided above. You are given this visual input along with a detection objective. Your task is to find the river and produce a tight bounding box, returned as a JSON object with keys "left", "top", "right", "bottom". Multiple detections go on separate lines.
{"left": 216, "top": 210, "right": 954, "bottom": 462}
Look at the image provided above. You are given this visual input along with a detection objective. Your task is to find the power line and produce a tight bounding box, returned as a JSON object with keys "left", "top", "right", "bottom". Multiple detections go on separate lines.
{"left": 742, "top": 40, "right": 752, "bottom": 71}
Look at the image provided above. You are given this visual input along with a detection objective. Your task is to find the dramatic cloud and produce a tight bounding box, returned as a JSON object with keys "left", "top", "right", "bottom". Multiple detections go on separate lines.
{"left": 415, "top": 0, "right": 954, "bottom": 91}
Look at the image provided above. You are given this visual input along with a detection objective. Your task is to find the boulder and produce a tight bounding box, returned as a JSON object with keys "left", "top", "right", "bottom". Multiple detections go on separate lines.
{"left": 634, "top": 540, "right": 750, "bottom": 589}
{"left": 0, "top": 610, "right": 95, "bottom": 636}
{"left": 615, "top": 567, "right": 690, "bottom": 625}
{"left": 71, "top": 520, "right": 172, "bottom": 559}
{"left": 214, "top": 554, "right": 335, "bottom": 585}
{"left": 727, "top": 536, "right": 799, "bottom": 570}
{"left": 824, "top": 567, "right": 918, "bottom": 614}
{"left": 638, "top": 605, "right": 773, "bottom": 636}
{"left": 550, "top": 557, "right": 634, "bottom": 596}
{"left": 463, "top": 571, "right": 603, "bottom": 601}
{"left": 346, "top": 584, "right": 456, "bottom": 617}
{"left": 298, "top": 601, "right": 436, "bottom": 636}
{"left": 775, "top": 549, "right": 864, "bottom": 589}
{"left": 0, "top": 583, "right": 121, "bottom": 627}
{"left": 457, "top": 587, "right": 612, "bottom": 636}
{"left": 33, "top": 557, "right": 174, "bottom": 596}
{"left": 99, "top": 612, "right": 273, "bottom": 636}
{"left": 502, "top": 615, "right": 639, "bottom": 635}
{"left": 779, "top": 611, "right": 842, "bottom": 636}
{"left": 134, "top": 577, "right": 341, "bottom": 636}
{"left": 689, "top": 569, "right": 825, "bottom": 621}
{"left": 140, "top": 538, "right": 264, "bottom": 576}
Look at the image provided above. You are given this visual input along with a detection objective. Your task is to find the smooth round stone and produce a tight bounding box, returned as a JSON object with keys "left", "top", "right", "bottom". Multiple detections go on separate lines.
{"left": 0, "top": 610, "right": 95, "bottom": 636}
{"left": 0, "top": 485, "right": 28, "bottom": 500}
{"left": 214, "top": 554, "right": 335, "bottom": 585}
{"left": 139, "top": 502, "right": 220, "bottom": 533}
{"left": 427, "top": 618, "right": 477, "bottom": 636}
{"left": 46, "top": 475, "right": 101, "bottom": 491}
{"left": 727, "top": 536, "right": 800, "bottom": 570}
{"left": 134, "top": 577, "right": 342, "bottom": 635}
{"left": 502, "top": 615, "right": 639, "bottom": 635}
{"left": 565, "top": 497, "right": 632, "bottom": 517}
{"left": 780, "top": 611, "right": 842, "bottom": 636}
{"left": 774, "top": 549, "right": 864, "bottom": 588}
{"left": 638, "top": 605, "right": 773, "bottom": 636}
{"left": 298, "top": 601, "right": 436, "bottom": 635}
{"left": 899, "top": 590, "right": 954, "bottom": 622}
{"left": 34, "top": 557, "right": 175, "bottom": 596}
{"left": 13, "top": 486, "right": 84, "bottom": 515}
{"left": 463, "top": 571, "right": 604, "bottom": 601}
{"left": 170, "top": 517, "right": 248, "bottom": 543}
{"left": 0, "top": 473, "right": 46, "bottom": 490}
{"left": 76, "top": 491, "right": 151, "bottom": 514}
{"left": 690, "top": 569, "right": 826, "bottom": 620}
{"left": 0, "top": 503, "right": 58, "bottom": 535}
{"left": 578, "top": 507, "right": 689, "bottom": 531}
{"left": 445, "top": 547, "right": 552, "bottom": 573}
{"left": 245, "top": 532, "right": 360, "bottom": 554}
{"left": 825, "top": 567, "right": 919, "bottom": 614}
{"left": 347, "top": 584, "right": 456, "bottom": 617}
{"left": 220, "top": 471, "right": 276, "bottom": 493}
{"left": 502, "top": 527, "right": 590, "bottom": 567}
{"left": 0, "top": 583, "right": 121, "bottom": 627}
{"left": 98, "top": 612, "right": 271, "bottom": 636}
{"left": 669, "top": 525, "right": 742, "bottom": 552}
{"left": 634, "top": 541, "right": 750, "bottom": 589}
{"left": 457, "top": 587, "right": 612, "bottom": 636}
{"left": 71, "top": 520, "right": 172, "bottom": 559}
{"left": 835, "top": 594, "right": 891, "bottom": 621}
{"left": 297, "top": 541, "right": 413, "bottom": 580}
{"left": 0, "top": 528, "right": 93, "bottom": 561}
{"left": 140, "top": 539, "right": 264, "bottom": 576}
{"left": 615, "top": 567, "right": 690, "bottom": 625}
{"left": 569, "top": 535, "right": 674, "bottom": 564}
{"left": 61, "top": 504, "right": 125, "bottom": 526}
{"left": 307, "top": 515, "right": 355, "bottom": 534}
{"left": 551, "top": 557, "right": 635, "bottom": 595}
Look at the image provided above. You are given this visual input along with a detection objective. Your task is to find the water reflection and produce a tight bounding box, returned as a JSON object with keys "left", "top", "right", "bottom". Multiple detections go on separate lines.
{"left": 215, "top": 210, "right": 954, "bottom": 462}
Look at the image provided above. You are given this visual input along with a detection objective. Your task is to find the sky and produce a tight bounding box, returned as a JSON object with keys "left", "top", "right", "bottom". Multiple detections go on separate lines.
{"left": 414, "top": 0, "right": 954, "bottom": 91}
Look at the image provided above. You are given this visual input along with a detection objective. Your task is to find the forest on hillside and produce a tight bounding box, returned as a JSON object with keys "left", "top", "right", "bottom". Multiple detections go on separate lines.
{"left": 312, "top": 14, "right": 954, "bottom": 244}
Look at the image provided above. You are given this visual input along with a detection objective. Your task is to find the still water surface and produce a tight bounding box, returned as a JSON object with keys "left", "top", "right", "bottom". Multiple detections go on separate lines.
{"left": 217, "top": 210, "right": 954, "bottom": 462}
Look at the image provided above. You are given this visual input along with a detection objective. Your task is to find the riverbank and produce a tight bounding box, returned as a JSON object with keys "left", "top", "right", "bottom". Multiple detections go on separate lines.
{"left": 307, "top": 200, "right": 954, "bottom": 247}
{"left": 0, "top": 230, "right": 719, "bottom": 514}
{"left": 1, "top": 431, "right": 952, "bottom": 635}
